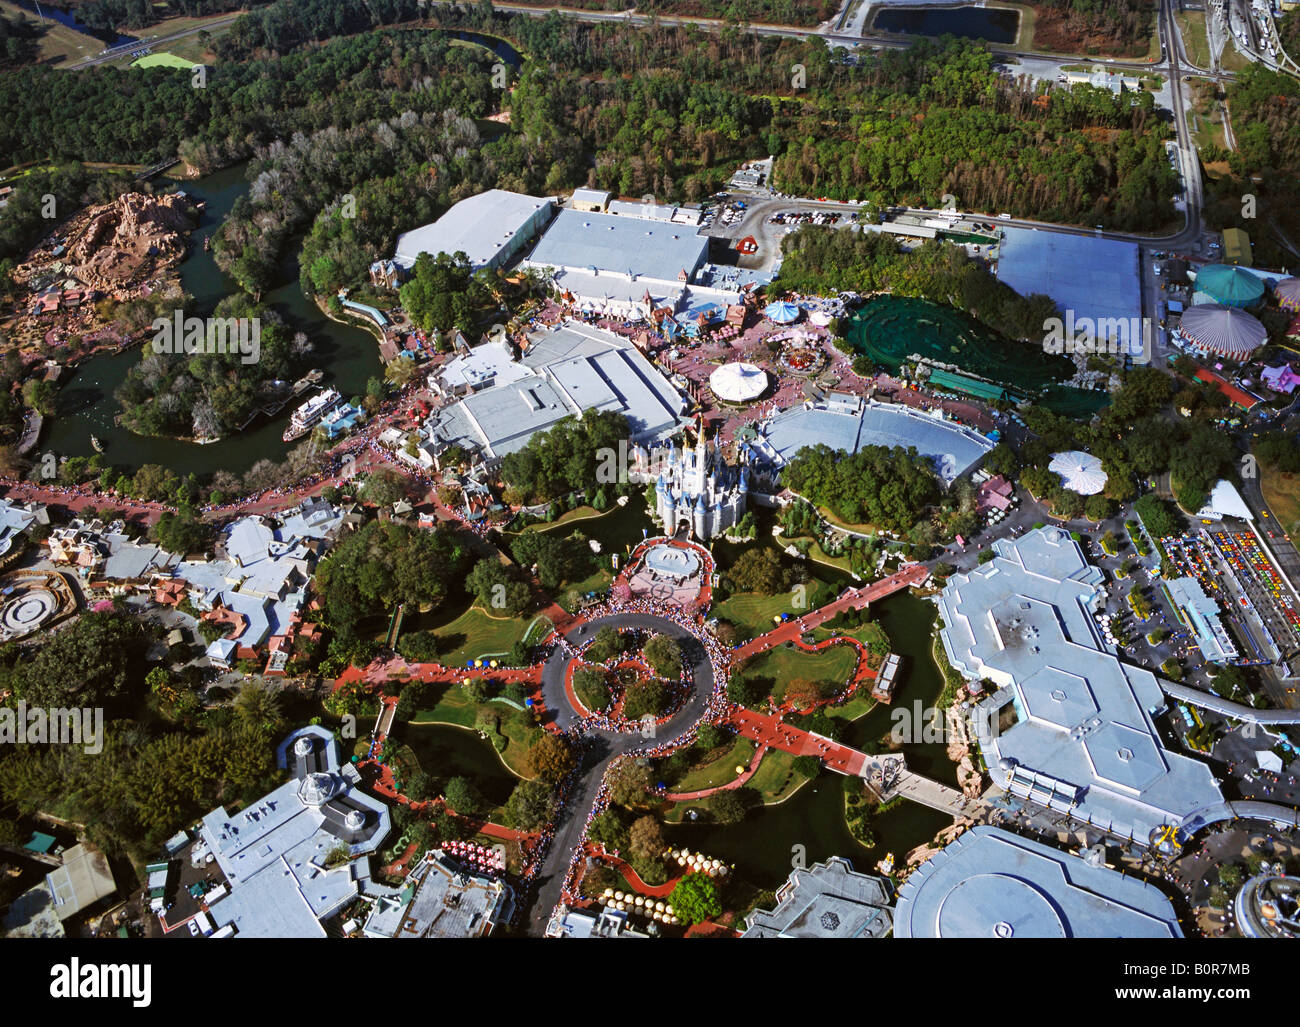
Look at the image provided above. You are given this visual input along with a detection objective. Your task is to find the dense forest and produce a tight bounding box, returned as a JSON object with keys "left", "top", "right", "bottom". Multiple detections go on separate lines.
{"left": 112, "top": 293, "right": 309, "bottom": 439}
{"left": 1030, "top": 0, "right": 1155, "bottom": 57}
{"left": 779, "top": 227, "right": 1060, "bottom": 341}
{"left": 781, "top": 443, "right": 942, "bottom": 531}
{"left": 56, "top": 0, "right": 273, "bottom": 32}
{"left": 0, "top": 16, "right": 1179, "bottom": 231}
{"left": 1203, "top": 64, "right": 1300, "bottom": 268}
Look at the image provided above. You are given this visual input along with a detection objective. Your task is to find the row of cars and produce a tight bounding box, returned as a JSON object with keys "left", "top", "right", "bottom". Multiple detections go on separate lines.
{"left": 765, "top": 210, "right": 845, "bottom": 226}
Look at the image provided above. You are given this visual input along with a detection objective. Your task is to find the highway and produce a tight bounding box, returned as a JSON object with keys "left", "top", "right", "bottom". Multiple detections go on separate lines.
{"left": 63, "top": 14, "right": 240, "bottom": 69}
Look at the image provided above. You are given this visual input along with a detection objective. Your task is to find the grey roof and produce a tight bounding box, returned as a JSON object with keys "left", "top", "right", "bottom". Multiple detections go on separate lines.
{"left": 1165, "top": 576, "right": 1237, "bottom": 663}
{"left": 996, "top": 228, "right": 1142, "bottom": 357}
{"left": 761, "top": 396, "right": 993, "bottom": 485}
{"left": 894, "top": 826, "right": 1183, "bottom": 938}
{"left": 394, "top": 189, "right": 554, "bottom": 270}
{"left": 937, "top": 528, "right": 1222, "bottom": 843}
{"left": 363, "top": 850, "right": 513, "bottom": 938}
{"left": 201, "top": 727, "right": 391, "bottom": 938}
{"left": 44, "top": 844, "right": 116, "bottom": 920}
{"left": 742, "top": 857, "right": 893, "bottom": 938}
{"left": 606, "top": 199, "right": 678, "bottom": 221}
{"left": 523, "top": 208, "right": 708, "bottom": 285}
{"left": 425, "top": 321, "right": 687, "bottom": 460}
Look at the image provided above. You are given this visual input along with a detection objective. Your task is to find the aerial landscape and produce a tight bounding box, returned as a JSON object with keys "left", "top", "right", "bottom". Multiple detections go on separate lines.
{"left": 2, "top": 0, "right": 1300, "bottom": 969}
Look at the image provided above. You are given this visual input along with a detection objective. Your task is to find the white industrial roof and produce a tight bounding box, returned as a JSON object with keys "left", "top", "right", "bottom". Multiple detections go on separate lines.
{"left": 395, "top": 189, "right": 553, "bottom": 270}
{"left": 895, "top": 826, "right": 1182, "bottom": 938}
{"left": 936, "top": 528, "right": 1223, "bottom": 843}
{"left": 523, "top": 208, "right": 708, "bottom": 285}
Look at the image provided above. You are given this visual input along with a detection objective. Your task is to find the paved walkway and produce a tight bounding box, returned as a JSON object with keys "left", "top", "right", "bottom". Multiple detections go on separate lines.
{"left": 664, "top": 744, "right": 769, "bottom": 801}
{"left": 730, "top": 563, "right": 929, "bottom": 661}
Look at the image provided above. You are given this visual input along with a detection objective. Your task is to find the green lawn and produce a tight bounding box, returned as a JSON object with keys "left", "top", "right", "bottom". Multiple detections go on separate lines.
{"left": 745, "top": 748, "right": 811, "bottom": 802}
{"left": 429, "top": 605, "right": 529, "bottom": 665}
{"left": 1176, "top": 11, "right": 1210, "bottom": 68}
{"left": 520, "top": 505, "right": 602, "bottom": 532}
{"left": 713, "top": 591, "right": 803, "bottom": 639}
{"left": 410, "top": 689, "right": 540, "bottom": 777}
{"left": 740, "top": 642, "right": 858, "bottom": 691}
{"left": 670, "top": 737, "right": 757, "bottom": 793}
{"left": 131, "top": 52, "right": 197, "bottom": 69}
{"left": 664, "top": 748, "right": 813, "bottom": 822}
{"left": 1261, "top": 464, "right": 1300, "bottom": 537}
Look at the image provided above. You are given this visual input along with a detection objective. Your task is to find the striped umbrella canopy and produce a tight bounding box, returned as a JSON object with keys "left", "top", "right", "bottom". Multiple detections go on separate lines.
{"left": 1180, "top": 303, "right": 1267, "bottom": 358}
{"left": 1276, "top": 277, "right": 1300, "bottom": 312}
{"left": 764, "top": 300, "right": 801, "bottom": 324}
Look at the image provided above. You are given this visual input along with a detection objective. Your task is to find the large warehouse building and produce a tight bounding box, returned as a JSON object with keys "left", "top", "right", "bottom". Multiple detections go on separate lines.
{"left": 937, "top": 527, "right": 1222, "bottom": 845}
{"left": 996, "top": 228, "right": 1144, "bottom": 359}
{"left": 422, "top": 320, "right": 689, "bottom": 465}
{"left": 521, "top": 208, "right": 713, "bottom": 319}
{"left": 394, "top": 189, "right": 556, "bottom": 271}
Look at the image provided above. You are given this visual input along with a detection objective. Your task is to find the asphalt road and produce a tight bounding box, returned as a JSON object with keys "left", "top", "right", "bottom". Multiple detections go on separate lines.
{"left": 521, "top": 611, "right": 717, "bottom": 935}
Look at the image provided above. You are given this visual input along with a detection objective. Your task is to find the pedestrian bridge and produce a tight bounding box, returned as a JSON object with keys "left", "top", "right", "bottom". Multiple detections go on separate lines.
{"left": 1160, "top": 680, "right": 1300, "bottom": 725}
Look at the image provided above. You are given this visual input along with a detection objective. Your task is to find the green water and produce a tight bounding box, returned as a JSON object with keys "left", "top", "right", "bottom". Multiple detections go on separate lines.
{"left": 668, "top": 589, "right": 960, "bottom": 887}
{"left": 393, "top": 721, "right": 518, "bottom": 806}
{"left": 848, "top": 295, "right": 1109, "bottom": 417}
{"left": 667, "top": 778, "right": 953, "bottom": 888}
{"left": 44, "top": 164, "right": 384, "bottom": 476}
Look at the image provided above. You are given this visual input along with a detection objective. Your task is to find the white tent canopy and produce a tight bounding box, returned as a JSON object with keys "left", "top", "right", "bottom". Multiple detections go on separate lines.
{"left": 1049, "top": 450, "right": 1108, "bottom": 496}
{"left": 710, "top": 362, "right": 769, "bottom": 403}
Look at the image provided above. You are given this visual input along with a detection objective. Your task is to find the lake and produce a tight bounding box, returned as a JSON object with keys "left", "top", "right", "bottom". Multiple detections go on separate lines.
{"left": 872, "top": 5, "right": 1020, "bottom": 45}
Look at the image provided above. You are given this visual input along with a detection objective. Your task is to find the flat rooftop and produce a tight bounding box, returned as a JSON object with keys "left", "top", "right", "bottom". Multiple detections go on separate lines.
{"left": 425, "top": 321, "right": 687, "bottom": 460}
{"left": 996, "top": 228, "right": 1142, "bottom": 357}
{"left": 937, "top": 528, "right": 1222, "bottom": 843}
{"left": 524, "top": 208, "right": 708, "bottom": 284}
{"left": 895, "top": 826, "right": 1183, "bottom": 937}
{"left": 395, "top": 189, "right": 553, "bottom": 270}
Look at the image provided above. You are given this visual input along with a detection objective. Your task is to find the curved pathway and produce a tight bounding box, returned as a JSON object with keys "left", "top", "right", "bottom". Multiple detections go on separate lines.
{"left": 522, "top": 612, "right": 716, "bottom": 935}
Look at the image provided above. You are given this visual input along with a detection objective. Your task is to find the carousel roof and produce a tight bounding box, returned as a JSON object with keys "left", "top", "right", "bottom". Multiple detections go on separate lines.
{"left": 710, "top": 362, "right": 769, "bottom": 402}
{"left": 1179, "top": 304, "right": 1267, "bottom": 357}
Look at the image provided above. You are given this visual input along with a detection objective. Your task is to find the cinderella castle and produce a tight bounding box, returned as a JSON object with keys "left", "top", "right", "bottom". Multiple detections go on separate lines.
{"left": 638, "top": 423, "right": 749, "bottom": 541}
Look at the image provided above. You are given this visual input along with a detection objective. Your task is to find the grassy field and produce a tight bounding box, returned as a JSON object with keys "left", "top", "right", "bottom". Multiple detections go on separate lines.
{"left": 132, "top": 51, "right": 195, "bottom": 68}
{"left": 1261, "top": 466, "right": 1300, "bottom": 537}
{"left": 740, "top": 642, "right": 858, "bottom": 691}
{"left": 670, "top": 737, "right": 757, "bottom": 793}
{"left": 429, "top": 605, "right": 529, "bottom": 665}
{"left": 0, "top": 0, "right": 102, "bottom": 66}
{"left": 519, "top": 505, "right": 602, "bottom": 533}
{"left": 1176, "top": 10, "right": 1211, "bottom": 68}
{"left": 713, "top": 591, "right": 803, "bottom": 639}
{"left": 664, "top": 747, "right": 813, "bottom": 821}
{"left": 745, "top": 748, "right": 810, "bottom": 802}
{"left": 410, "top": 688, "right": 540, "bottom": 777}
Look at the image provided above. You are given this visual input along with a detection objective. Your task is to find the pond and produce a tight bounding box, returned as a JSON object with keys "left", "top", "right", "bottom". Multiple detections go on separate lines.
{"left": 848, "top": 295, "right": 1110, "bottom": 417}
{"left": 668, "top": 590, "right": 962, "bottom": 887}
{"left": 44, "top": 164, "right": 384, "bottom": 476}
{"left": 392, "top": 720, "right": 518, "bottom": 807}
{"left": 16, "top": 1, "right": 138, "bottom": 46}
{"left": 871, "top": 5, "right": 1020, "bottom": 45}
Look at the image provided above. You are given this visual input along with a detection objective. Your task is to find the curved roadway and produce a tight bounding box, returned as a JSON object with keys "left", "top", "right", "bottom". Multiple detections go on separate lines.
{"left": 522, "top": 612, "right": 717, "bottom": 935}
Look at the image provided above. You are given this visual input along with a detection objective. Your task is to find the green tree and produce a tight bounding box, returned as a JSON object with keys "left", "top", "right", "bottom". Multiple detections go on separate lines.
{"left": 669, "top": 872, "right": 722, "bottom": 925}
